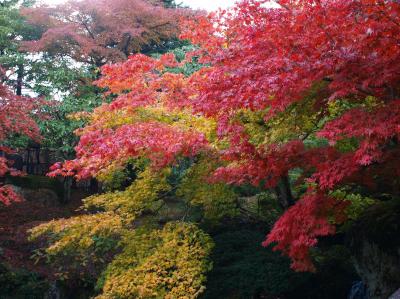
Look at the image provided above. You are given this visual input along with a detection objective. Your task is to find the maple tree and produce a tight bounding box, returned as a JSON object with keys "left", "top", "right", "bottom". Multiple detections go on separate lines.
{"left": 32, "top": 0, "right": 400, "bottom": 296}
{"left": 32, "top": 49, "right": 218, "bottom": 297}
{"left": 49, "top": 0, "right": 400, "bottom": 271}
{"left": 181, "top": 0, "right": 400, "bottom": 271}
{"left": 0, "top": 81, "right": 41, "bottom": 205}
{"left": 21, "top": 0, "right": 191, "bottom": 66}
{"left": 17, "top": 0, "right": 195, "bottom": 163}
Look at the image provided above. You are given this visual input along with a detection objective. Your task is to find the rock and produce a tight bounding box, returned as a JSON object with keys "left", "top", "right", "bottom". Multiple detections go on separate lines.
{"left": 389, "top": 288, "right": 400, "bottom": 299}
{"left": 348, "top": 200, "right": 400, "bottom": 299}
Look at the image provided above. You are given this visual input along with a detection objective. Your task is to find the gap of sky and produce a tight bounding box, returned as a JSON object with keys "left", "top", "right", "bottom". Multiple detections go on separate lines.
{"left": 41, "top": 0, "right": 237, "bottom": 11}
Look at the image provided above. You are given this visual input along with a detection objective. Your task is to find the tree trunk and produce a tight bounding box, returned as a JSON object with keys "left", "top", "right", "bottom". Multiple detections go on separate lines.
{"left": 16, "top": 64, "right": 24, "bottom": 96}
{"left": 274, "top": 175, "right": 295, "bottom": 209}
{"left": 89, "top": 178, "right": 98, "bottom": 193}
{"left": 62, "top": 176, "right": 72, "bottom": 203}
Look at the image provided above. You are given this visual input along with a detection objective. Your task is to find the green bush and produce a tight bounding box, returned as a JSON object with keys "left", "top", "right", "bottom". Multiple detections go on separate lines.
{"left": 0, "top": 262, "right": 49, "bottom": 299}
{"left": 201, "top": 228, "right": 309, "bottom": 299}
{"left": 5, "top": 175, "right": 64, "bottom": 199}
{"left": 201, "top": 225, "right": 358, "bottom": 299}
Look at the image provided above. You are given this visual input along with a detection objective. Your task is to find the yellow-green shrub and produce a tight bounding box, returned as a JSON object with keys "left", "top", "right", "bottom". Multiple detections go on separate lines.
{"left": 96, "top": 222, "right": 213, "bottom": 299}
{"left": 84, "top": 167, "right": 171, "bottom": 220}
{"left": 29, "top": 212, "right": 127, "bottom": 279}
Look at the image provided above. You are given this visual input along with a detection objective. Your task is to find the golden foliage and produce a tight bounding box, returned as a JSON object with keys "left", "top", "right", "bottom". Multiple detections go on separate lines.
{"left": 28, "top": 212, "right": 126, "bottom": 271}
{"left": 96, "top": 222, "right": 213, "bottom": 299}
{"left": 84, "top": 167, "right": 171, "bottom": 220}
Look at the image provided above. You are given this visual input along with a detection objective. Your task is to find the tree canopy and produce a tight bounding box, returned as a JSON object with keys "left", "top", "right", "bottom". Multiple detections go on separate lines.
{"left": 22, "top": 0, "right": 192, "bottom": 66}
{"left": 2, "top": 0, "right": 400, "bottom": 298}
{"left": 50, "top": 0, "right": 400, "bottom": 273}
{"left": 0, "top": 82, "right": 40, "bottom": 205}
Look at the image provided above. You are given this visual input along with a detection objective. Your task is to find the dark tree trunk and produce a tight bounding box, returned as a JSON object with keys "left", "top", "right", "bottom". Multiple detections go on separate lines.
{"left": 26, "top": 148, "right": 31, "bottom": 174}
{"left": 62, "top": 176, "right": 72, "bottom": 203}
{"left": 89, "top": 178, "right": 98, "bottom": 193}
{"left": 274, "top": 175, "right": 295, "bottom": 209}
{"left": 16, "top": 64, "right": 24, "bottom": 96}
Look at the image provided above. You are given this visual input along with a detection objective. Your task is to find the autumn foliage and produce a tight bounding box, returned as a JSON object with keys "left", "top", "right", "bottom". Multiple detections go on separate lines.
{"left": 22, "top": 0, "right": 191, "bottom": 65}
{"left": 0, "top": 82, "right": 40, "bottom": 205}
{"left": 48, "top": 0, "right": 400, "bottom": 274}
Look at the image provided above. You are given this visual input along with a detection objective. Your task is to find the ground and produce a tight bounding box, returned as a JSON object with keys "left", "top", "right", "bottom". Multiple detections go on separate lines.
{"left": 0, "top": 189, "right": 87, "bottom": 279}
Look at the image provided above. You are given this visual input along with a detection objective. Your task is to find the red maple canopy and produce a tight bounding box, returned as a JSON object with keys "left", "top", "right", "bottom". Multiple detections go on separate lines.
{"left": 50, "top": 0, "right": 400, "bottom": 271}
{"left": 0, "top": 83, "right": 40, "bottom": 205}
